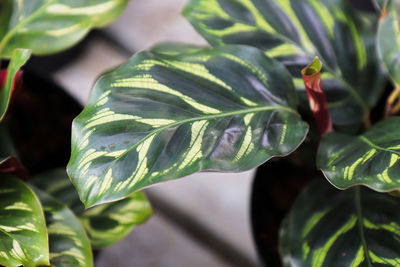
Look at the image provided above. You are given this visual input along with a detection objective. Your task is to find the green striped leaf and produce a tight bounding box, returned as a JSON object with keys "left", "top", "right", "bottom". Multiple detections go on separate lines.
{"left": 33, "top": 188, "right": 93, "bottom": 267}
{"left": 0, "top": 174, "right": 49, "bottom": 267}
{"left": 317, "top": 117, "right": 400, "bottom": 192}
{"left": 79, "top": 191, "right": 152, "bottom": 249}
{"left": 67, "top": 44, "right": 309, "bottom": 207}
{"left": 377, "top": 0, "right": 400, "bottom": 85}
{"left": 0, "top": 0, "right": 128, "bottom": 57}
{"left": 0, "top": 48, "right": 30, "bottom": 121}
{"left": 280, "top": 179, "right": 400, "bottom": 267}
{"left": 31, "top": 169, "right": 152, "bottom": 249}
{"left": 183, "top": 0, "right": 385, "bottom": 125}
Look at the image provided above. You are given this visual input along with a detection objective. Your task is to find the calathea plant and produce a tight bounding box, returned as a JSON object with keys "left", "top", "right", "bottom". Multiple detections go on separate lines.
{"left": 0, "top": 1, "right": 152, "bottom": 267}
{"left": 65, "top": 0, "right": 400, "bottom": 266}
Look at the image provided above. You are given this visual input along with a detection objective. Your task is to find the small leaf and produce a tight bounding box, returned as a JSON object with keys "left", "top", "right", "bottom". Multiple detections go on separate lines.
{"left": 32, "top": 187, "right": 93, "bottom": 267}
{"left": 280, "top": 179, "right": 400, "bottom": 266}
{"left": 67, "top": 44, "right": 308, "bottom": 207}
{"left": 183, "top": 0, "right": 386, "bottom": 126}
{"left": 31, "top": 169, "right": 152, "bottom": 249}
{"left": 302, "top": 57, "right": 333, "bottom": 136}
{"left": 79, "top": 191, "right": 152, "bottom": 249}
{"left": 318, "top": 117, "right": 400, "bottom": 192}
{"left": 377, "top": 0, "right": 400, "bottom": 85}
{"left": 0, "top": 0, "right": 128, "bottom": 57}
{"left": 0, "top": 174, "right": 49, "bottom": 267}
{"left": 0, "top": 48, "right": 30, "bottom": 121}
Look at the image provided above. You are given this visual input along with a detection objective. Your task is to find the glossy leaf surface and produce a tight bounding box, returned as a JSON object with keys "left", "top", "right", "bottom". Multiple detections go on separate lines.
{"left": 183, "top": 0, "right": 385, "bottom": 125}
{"left": 0, "top": 174, "right": 49, "bottom": 267}
{"left": 68, "top": 44, "right": 308, "bottom": 207}
{"left": 33, "top": 187, "right": 93, "bottom": 267}
{"left": 0, "top": 48, "right": 30, "bottom": 121}
{"left": 280, "top": 180, "right": 400, "bottom": 266}
{"left": 318, "top": 117, "right": 400, "bottom": 192}
{"left": 32, "top": 169, "right": 152, "bottom": 249}
{"left": 377, "top": 0, "right": 400, "bottom": 85}
{"left": 0, "top": 0, "right": 128, "bottom": 57}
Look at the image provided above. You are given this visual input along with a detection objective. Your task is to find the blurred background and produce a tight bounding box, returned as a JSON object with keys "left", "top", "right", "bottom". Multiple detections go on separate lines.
{"left": 28, "top": 0, "right": 259, "bottom": 266}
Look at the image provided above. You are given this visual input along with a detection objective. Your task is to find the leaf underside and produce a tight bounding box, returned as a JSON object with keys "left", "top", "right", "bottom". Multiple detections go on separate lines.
{"left": 68, "top": 44, "right": 308, "bottom": 207}
{"left": 318, "top": 117, "right": 400, "bottom": 192}
{"left": 0, "top": 0, "right": 128, "bottom": 57}
{"left": 183, "top": 0, "right": 386, "bottom": 126}
{"left": 0, "top": 174, "right": 49, "bottom": 267}
{"left": 31, "top": 169, "right": 153, "bottom": 249}
{"left": 280, "top": 179, "right": 400, "bottom": 267}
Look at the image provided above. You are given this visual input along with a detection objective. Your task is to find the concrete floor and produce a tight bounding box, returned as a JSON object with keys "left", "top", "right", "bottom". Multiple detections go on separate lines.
{"left": 54, "top": 0, "right": 260, "bottom": 266}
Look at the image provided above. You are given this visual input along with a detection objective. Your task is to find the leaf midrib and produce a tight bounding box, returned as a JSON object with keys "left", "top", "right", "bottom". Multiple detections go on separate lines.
{"left": 359, "top": 136, "right": 400, "bottom": 156}
{"left": 354, "top": 187, "right": 373, "bottom": 266}
{"left": 0, "top": 0, "right": 55, "bottom": 55}
{"left": 80, "top": 104, "right": 299, "bottom": 188}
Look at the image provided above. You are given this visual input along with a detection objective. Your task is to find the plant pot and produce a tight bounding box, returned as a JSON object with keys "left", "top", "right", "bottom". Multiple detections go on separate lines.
{"left": 250, "top": 147, "right": 319, "bottom": 267}
{"left": 6, "top": 67, "right": 82, "bottom": 176}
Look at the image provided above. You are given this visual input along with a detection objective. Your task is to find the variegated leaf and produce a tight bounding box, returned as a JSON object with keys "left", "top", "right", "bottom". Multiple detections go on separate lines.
{"left": 280, "top": 179, "right": 400, "bottom": 266}
{"left": 377, "top": 0, "right": 400, "bottom": 85}
{"left": 31, "top": 169, "right": 152, "bottom": 249}
{"left": 68, "top": 44, "right": 309, "bottom": 207}
{"left": 0, "top": 174, "right": 49, "bottom": 267}
{"left": 183, "top": 0, "right": 386, "bottom": 125}
{"left": 0, "top": 48, "right": 30, "bottom": 121}
{"left": 318, "top": 117, "right": 400, "bottom": 192}
{"left": 0, "top": 0, "right": 128, "bottom": 57}
{"left": 79, "top": 191, "right": 152, "bottom": 249}
{"left": 32, "top": 187, "right": 93, "bottom": 267}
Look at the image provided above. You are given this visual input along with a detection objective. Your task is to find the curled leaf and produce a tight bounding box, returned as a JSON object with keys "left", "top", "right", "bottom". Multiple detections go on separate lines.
{"left": 302, "top": 57, "right": 333, "bottom": 136}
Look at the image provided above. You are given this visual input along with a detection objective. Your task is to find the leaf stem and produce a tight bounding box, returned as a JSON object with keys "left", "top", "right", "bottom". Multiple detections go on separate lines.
{"left": 385, "top": 85, "right": 400, "bottom": 117}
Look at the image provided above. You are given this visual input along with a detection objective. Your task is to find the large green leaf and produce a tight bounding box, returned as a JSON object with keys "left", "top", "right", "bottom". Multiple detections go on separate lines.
{"left": 0, "top": 0, "right": 128, "bottom": 57}
{"left": 280, "top": 179, "right": 400, "bottom": 266}
{"left": 377, "top": 0, "right": 400, "bottom": 85}
{"left": 0, "top": 174, "right": 49, "bottom": 267}
{"left": 33, "top": 187, "right": 93, "bottom": 267}
{"left": 68, "top": 44, "right": 309, "bottom": 207}
{"left": 0, "top": 48, "right": 30, "bottom": 121}
{"left": 183, "top": 0, "right": 386, "bottom": 125}
{"left": 318, "top": 117, "right": 400, "bottom": 192}
{"left": 31, "top": 169, "right": 152, "bottom": 249}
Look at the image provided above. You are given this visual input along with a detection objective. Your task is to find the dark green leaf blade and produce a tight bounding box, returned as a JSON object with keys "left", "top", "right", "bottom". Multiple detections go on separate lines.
{"left": 0, "top": 0, "right": 128, "bottom": 57}
{"left": 377, "top": 0, "right": 400, "bottom": 85}
{"left": 0, "top": 174, "right": 49, "bottom": 267}
{"left": 32, "top": 187, "right": 93, "bottom": 267}
{"left": 280, "top": 179, "right": 400, "bottom": 266}
{"left": 31, "top": 169, "right": 152, "bottom": 249}
{"left": 318, "top": 117, "right": 400, "bottom": 192}
{"left": 183, "top": 0, "right": 385, "bottom": 126}
{"left": 67, "top": 44, "right": 309, "bottom": 207}
{"left": 0, "top": 48, "right": 30, "bottom": 121}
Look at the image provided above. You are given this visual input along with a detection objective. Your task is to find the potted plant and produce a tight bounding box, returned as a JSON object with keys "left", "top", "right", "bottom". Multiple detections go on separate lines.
{"left": 66, "top": 0, "right": 400, "bottom": 265}
{"left": 2, "top": 0, "right": 400, "bottom": 266}
{"left": 0, "top": 1, "right": 152, "bottom": 266}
